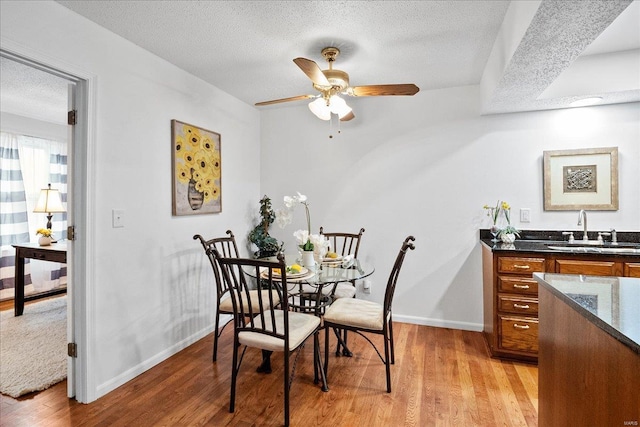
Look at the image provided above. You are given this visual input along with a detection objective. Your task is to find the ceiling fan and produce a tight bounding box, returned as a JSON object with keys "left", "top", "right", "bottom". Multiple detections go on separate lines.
{"left": 255, "top": 47, "right": 420, "bottom": 122}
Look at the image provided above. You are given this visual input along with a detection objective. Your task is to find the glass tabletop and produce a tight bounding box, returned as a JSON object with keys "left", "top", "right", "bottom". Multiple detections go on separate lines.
{"left": 244, "top": 256, "right": 375, "bottom": 285}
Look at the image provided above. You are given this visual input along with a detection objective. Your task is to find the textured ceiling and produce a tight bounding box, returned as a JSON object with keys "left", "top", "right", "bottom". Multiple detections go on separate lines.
{"left": 54, "top": 0, "right": 512, "bottom": 107}
{"left": 1, "top": 1, "right": 638, "bottom": 125}
{"left": 0, "top": 56, "right": 70, "bottom": 125}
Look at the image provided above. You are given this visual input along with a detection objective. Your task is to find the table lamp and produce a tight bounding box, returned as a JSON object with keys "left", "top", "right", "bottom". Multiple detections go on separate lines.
{"left": 33, "top": 183, "right": 65, "bottom": 229}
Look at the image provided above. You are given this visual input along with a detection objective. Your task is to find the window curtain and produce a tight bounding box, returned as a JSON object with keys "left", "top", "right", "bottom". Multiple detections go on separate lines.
{"left": 0, "top": 132, "right": 67, "bottom": 299}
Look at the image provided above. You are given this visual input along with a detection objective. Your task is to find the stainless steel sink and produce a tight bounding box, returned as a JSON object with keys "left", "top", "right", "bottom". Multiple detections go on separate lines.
{"left": 547, "top": 245, "right": 640, "bottom": 255}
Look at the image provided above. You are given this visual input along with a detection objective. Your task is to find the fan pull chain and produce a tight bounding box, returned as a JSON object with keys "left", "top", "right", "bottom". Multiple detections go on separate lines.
{"left": 328, "top": 114, "right": 333, "bottom": 139}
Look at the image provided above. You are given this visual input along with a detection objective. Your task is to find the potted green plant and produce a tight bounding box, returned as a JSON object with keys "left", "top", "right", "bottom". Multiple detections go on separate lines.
{"left": 248, "top": 195, "right": 281, "bottom": 258}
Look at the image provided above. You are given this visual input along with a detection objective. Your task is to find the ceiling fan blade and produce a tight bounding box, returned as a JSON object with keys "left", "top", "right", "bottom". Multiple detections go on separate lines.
{"left": 340, "top": 111, "right": 355, "bottom": 122}
{"left": 255, "top": 94, "right": 316, "bottom": 106}
{"left": 293, "top": 57, "right": 331, "bottom": 87}
{"left": 350, "top": 84, "right": 419, "bottom": 97}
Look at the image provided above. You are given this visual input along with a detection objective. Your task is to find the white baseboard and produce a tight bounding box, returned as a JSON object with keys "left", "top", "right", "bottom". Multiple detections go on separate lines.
{"left": 392, "top": 314, "right": 483, "bottom": 332}
{"left": 96, "top": 324, "right": 215, "bottom": 398}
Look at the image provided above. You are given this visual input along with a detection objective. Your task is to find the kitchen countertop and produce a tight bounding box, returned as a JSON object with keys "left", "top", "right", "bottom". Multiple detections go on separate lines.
{"left": 534, "top": 272, "right": 640, "bottom": 355}
{"left": 479, "top": 229, "right": 640, "bottom": 257}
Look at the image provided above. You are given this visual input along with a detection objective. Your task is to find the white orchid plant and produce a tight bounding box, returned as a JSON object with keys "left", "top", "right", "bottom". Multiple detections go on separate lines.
{"left": 276, "top": 192, "right": 329, "bottom": 253}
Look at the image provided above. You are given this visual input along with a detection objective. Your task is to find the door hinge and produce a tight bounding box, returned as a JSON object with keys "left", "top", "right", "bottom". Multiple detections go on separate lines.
{"left": 68, "top": 109, "right": 77, "bottom": 125}
{"left": 67, "top": 225, "right": 76, "bottom": 241}
{"left": 68, "top": 342, "right": 78, "bottom": 358}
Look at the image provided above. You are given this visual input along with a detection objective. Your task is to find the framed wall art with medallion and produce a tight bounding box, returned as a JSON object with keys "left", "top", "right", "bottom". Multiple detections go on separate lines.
{"left": 543, "top": 147, "right": 618, "bottom": 211}
{"left": 171, "top": 120, "right": 222, "bottom": 215}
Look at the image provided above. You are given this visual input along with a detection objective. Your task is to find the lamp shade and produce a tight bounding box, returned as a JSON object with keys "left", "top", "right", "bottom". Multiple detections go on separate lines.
{"left": 328, "top": 95, "right": 352, "bottom": 119}
{"left": 33, "top": 184, "right": 65, "bottom": 214}
{"left": 308, "top": 97, "right": 331, "bottom": 121}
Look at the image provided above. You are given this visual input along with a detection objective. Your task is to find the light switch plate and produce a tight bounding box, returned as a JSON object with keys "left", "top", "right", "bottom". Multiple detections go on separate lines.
{"left": 112, "top": 209, "right": 125, "bottom": 228}
{"left": 520, "top": 208, "right": 531, "bottom": 223}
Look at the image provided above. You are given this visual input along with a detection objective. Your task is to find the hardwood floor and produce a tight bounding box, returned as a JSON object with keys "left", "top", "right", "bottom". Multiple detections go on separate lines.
{"left": 0, "top": 322, "right": 538, "bottom": 426}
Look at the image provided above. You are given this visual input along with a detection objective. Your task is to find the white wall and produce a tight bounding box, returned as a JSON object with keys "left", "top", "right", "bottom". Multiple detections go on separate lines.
{"left": 260, "top": 86, "right": 640, "bottom": 331}
{"left": 1, "top": 1, "right": 261, "bottom": 401}
{"left": 0, "top": 112, "right": 68, "bottom": 141}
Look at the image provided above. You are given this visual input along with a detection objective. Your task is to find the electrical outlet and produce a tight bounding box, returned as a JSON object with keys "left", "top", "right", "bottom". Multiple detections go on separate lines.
{"left": 112, "top": 209, "right": 125, "bottom": 228}
{"left": 520, "top": 208, "right": 531, "bottom": 223}
{"left": 363, "top": 279, "right": 372, "bottom": 294}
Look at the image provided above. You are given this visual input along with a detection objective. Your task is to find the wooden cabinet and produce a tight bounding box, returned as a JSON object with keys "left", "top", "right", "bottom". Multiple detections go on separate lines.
{"left": 482, "top": 244, "right": 640, "bottom": 363}
{"left": 482, "top": 246, "right": 543, "bottom": 363}
{"left": 553, "top": 258, "right": 621, "bottom": 276}
{"left": 624, "top": 262, "right": 640, "bottom": 277}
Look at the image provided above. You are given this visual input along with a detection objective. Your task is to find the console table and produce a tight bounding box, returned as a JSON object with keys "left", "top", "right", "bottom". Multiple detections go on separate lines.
{"left": 12, "top": 242, "right": 67, "bottom": 316}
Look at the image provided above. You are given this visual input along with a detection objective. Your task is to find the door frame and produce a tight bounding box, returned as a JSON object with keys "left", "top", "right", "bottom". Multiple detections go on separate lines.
{"left": 1, "top": 39, "right": 97, "bottom": 403}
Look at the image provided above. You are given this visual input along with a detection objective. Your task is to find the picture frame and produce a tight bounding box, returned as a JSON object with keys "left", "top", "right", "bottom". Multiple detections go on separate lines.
{"left": 171, "top": 120, "right": 222, "bottom": 216}
{"left": 543, "top": 147, "right": 618, "bottom": 211}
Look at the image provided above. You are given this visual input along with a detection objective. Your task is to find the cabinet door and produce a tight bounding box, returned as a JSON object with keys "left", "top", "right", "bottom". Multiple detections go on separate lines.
{"left": 624, "top": 263, "right": 640, "bottom": 278}
{"left": 554, "top": 259, "right": 620, "bottom": 276}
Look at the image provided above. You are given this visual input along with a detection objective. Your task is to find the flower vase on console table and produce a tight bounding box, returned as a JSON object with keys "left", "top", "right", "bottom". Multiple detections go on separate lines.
{"left": 38, "top": 236, "right": 52, "bottom": 246}
{"left": 36, "top": 228, "right": 53, "bottom": 246}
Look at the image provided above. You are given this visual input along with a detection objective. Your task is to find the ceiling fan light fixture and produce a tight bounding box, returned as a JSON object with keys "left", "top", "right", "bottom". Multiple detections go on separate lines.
{"left": 309, "top": 97, "right": 331, "bottom": 120}
{"left": 328, "top": 95, "right": 352, "bottom": 119}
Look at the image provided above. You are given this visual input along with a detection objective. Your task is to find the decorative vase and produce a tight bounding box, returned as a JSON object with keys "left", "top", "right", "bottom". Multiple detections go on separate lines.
{"left": 301, "top": 250, "right": 315, "bottom": 270}
{"left": 187, "top": 179, "right": 204, "bottom": 210}
{"left": 501, "top": 233, "right": 516, "bottom": 244}
{"left": 38, "top": 236, "right": 52, "bottom": 246}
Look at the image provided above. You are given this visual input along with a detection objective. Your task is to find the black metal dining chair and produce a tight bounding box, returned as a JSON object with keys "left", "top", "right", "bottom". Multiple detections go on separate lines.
{"left": 193, "top": 231, "right": 241, "bottom": 362}
{"left": 322, "top": 236, "right": 415, "bottom": 393}
{"left": 319, "top": 226, "right": 365, "bottom": 355}
{"left": 212, "top": 250, "right": 327, "bottom": 427}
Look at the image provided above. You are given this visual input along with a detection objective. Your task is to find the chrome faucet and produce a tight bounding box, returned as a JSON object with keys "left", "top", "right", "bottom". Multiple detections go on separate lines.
{"left": 577, "top": 210, "right": 588, "bottom": 241}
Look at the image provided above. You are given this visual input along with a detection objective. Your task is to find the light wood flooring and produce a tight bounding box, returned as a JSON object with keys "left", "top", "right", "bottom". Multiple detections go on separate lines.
{"left": 1, "top": 316, "right": 538, "bottom": 426}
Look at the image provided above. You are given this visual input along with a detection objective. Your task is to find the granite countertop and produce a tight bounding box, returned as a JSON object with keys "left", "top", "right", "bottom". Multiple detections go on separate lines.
{"left": 479, "top": 229, "right": 640, "bottom": 257}
{"left": 534, "top": 272, "right": 640, "bottom": 355}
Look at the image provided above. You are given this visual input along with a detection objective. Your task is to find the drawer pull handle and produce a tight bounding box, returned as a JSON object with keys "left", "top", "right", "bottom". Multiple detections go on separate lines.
{"left": 513, "top": 284, "right": 530, "bottom": 289}
{"left": 513, "top": 324, "right": 530, "bottom": 330}
{"left": 513, "top": 303, "right": 530, "bottom": 309}
{"left": 513, "top": 264, "right": 530, "bottom": 269}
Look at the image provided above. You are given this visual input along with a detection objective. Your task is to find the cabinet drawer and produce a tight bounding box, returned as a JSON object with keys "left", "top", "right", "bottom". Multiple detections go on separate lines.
{"left": 498, "top": 296, "right": 538, "bottom": 315}
{"left": 624, "top": 263, "right": 640, "bottom": 278}
{"left": 554, "top": 259, "right": 619, "bottom": 276}
{"left": 497, "top": 276, "right": 539, "bottom": 296}
{"left": 498, "top": 257, "right": 545, "bottom": 274}
{"left": 499, "top": 316, "right": 538, "bottom": 353}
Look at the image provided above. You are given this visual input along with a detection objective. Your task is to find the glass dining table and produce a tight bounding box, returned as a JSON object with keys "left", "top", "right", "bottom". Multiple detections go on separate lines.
{"left": 244, "top": 255, "right": 375, "bottom": 372}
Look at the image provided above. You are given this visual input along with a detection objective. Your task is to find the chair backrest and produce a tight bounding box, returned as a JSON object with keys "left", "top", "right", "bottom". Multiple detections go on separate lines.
{"left": 383, "top": 236, "right": 416, "bottom": 316}
{"left": 212, "top": 251, "right": 289, "bottom": 344}
{"left": 194, "top": 230, "right": 240, "bottom": 299}
{"left": 319, "top": 227, "right": 365, "bottom": 258}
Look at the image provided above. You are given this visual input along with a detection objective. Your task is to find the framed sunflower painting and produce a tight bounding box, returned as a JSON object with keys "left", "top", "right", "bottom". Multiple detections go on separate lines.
{"left": 171, "top": 120, "right": 222, "bottom": 215}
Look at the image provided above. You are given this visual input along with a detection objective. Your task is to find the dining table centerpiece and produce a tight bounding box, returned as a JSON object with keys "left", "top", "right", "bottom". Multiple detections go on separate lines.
{"left": 276, "top": 192, "right": 329, "bottom": 269}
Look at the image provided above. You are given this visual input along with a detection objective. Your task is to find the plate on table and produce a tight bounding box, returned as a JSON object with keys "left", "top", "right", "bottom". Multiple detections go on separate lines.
{"left": 322, "top": 255, "right": 343, "bottom": 265}
{"left": 263, "top": 266, "right": 309, "bottom": 279}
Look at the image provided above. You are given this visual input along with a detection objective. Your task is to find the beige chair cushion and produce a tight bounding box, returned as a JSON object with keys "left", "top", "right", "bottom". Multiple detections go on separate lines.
{"left": 219, "top": 289, "right": 280, "bottom": 313}
{"left": 323, "top": 298, "right": 384, "bottom": 331}
{"left": 238, "top": 310, "right": 321, "bottom": 352}
{"left": 325, "top": 283, "right": 356, "bottom": 299}
{"left": 296, "top": 283, "right": 356, "bottom": 299}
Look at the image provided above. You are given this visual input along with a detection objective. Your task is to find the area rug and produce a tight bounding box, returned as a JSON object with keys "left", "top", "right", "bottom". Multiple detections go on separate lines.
{"left": 0, "top": 296, "right": 67, "bottom": 398}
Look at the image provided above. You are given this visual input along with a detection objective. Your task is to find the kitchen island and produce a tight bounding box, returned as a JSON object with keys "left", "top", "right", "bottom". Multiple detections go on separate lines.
{"left": 535, "top": 273, "right": 639, "bottom": 427}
